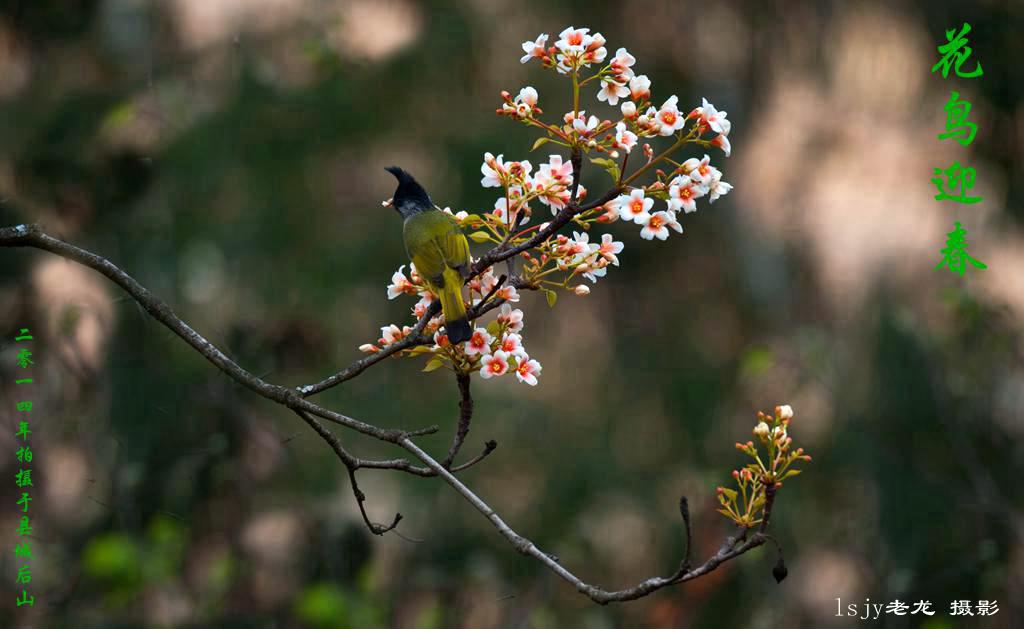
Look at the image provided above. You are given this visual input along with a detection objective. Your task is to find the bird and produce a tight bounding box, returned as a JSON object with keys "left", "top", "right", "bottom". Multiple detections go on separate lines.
{"left": 385, "top": 166, "right": 473, "bottom": 344}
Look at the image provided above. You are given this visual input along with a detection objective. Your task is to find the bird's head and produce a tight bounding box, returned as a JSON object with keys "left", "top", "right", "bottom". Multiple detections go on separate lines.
{"left": 385, "top": 166, "right": 434, "bottom": 218}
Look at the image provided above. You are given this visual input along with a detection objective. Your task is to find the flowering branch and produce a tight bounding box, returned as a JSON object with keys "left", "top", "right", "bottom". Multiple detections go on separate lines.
{"left": 363, "top": 26, "right": 734, "bottom": 385}
{"left": 0, "top": 23, "right": 807, "bottom": 606}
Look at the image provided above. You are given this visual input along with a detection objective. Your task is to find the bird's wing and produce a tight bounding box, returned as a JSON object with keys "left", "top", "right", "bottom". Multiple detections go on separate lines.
{"left": 435, "top": 215, "right": 472, "bottom": 278}
{"left": 406, "top": 212, "right": 470, "bottom": 287}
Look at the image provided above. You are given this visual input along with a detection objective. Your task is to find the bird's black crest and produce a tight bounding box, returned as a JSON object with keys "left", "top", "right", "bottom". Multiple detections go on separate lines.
{"left": 386, "top": 166, "right": 433, "bottom": 217}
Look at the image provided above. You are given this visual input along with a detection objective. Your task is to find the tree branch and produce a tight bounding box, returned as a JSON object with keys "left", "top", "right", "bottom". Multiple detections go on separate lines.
{"left": 294, "top": 409, "right": 402, "bottom": 535}
{"left": 441, "top": 372, "right": 474, "bottom": 469}
{"left": 397, "top": 437, "right": 771, "bottom": 604}
{"left": 1, "top": 222, "right": 779, "bottom": 604}
{"left": 297, "top": 303, "right": 439, "bottom": 398}
{"left": 0, "top": 224, "right": 436, "bottom": 443}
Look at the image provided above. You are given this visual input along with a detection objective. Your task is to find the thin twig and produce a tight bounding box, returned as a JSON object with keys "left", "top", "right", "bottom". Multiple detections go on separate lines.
{"left": 474, "top": 274, "right": 507, "bottom": 317}
{"left": 442, "top": 372, "right": 474, "bottom": 469}
{"left": 294, "top": 409, "right": 402, "bottom": 535}
{"left": 679, "top": 496, "right": 693, "bottom": 572}
{"left": 759, "top": 482, "right": 778, "bottom": 534}
{"left": 298, "top": 302, "right": 440, "bottom": 397}
{"left": 347, "top": 465, "right": 403, "bottom": 535}
{"left": 569, "top": 147, "right": 583, "bottom": 204}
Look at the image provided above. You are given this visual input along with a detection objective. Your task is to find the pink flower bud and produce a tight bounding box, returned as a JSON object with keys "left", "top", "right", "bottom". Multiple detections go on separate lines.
{"left": 574, "top": 285, "right": 590, "bottom": 296}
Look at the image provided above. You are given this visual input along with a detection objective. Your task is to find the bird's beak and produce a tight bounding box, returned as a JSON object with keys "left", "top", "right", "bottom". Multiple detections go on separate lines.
{"left": 382, "top": 197, "right": 394, "bottom": 208}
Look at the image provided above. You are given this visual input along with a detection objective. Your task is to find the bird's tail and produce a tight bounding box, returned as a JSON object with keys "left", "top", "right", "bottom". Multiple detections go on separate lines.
{"left": 439, "top": 267, "right": 472, "bottom": 344}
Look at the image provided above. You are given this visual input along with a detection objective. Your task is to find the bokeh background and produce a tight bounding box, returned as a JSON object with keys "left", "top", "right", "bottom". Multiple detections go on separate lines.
{"left": 1, "top": 1, "right": 1022, "bottom": 627}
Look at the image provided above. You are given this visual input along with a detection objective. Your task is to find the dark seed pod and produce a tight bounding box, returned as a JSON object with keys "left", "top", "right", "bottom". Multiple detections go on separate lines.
{"left": 772, "top": 557, "right": 788, "bottom": 583}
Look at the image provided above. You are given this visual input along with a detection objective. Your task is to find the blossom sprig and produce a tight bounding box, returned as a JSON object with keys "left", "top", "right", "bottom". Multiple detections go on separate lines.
{"left": 420, "top": 303, "right": 541, "bottom": 385}
{"left": 363, "top": 262, "right": 541, "bottom": 384}
{"left": 716, "top": 405, "right": 812, "bottom": 528}
{"left": 501, "top": 27, "right": 732, "bottom": 243}
{"left": 367, "top": 26, "right": 737, "bottom": 388}
{"left": 511, "top": 29, "right": 732, "bottom": 164}
{"left": 514, "top": 229, "right": 624, "bottom": 301}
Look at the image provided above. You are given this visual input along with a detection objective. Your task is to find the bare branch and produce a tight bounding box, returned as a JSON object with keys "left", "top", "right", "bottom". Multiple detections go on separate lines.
{"left": 298, "top": 302, "right": 440, "bottom": 398}
{"left": 347, "top": 465, "right": 403, "bottom": 535}
{"left": 451, "top": 439, "right": 498, "bottom": 472}
{"left": 473, "top": 273, "right": 507, "bottom": 318}
{"left": 294, "top": 409, "right": 402, "bottom": 535}
{"left": 0, "top": 224, "right": 428, "bottom": 444}
{"left": 1, "top": 222, "right": 780, "bottom": 605}
{"left": 397, "top": 437, "right": 771, "bottom": 604}
{"left": 441, "top": 372, "right": 474, "bottom": 469}
{"left": 679, "top": 496, "right": 693, "bottom": 572}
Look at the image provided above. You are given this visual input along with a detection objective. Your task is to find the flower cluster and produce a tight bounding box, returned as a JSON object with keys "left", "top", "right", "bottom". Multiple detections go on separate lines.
{"left": 368, "top": 26, "right": 738, "bottom": 386}
{"left": 456, "top": 312, "right": 542, "bottom": 385}
{"left": 362, "top": 262, "right": 540, "bottom": 384}
{"left": 716, "top": 405, "right": 812, "bottom": 528}
{"left": 503, "top": 28, "right": 734, "bottom": 246}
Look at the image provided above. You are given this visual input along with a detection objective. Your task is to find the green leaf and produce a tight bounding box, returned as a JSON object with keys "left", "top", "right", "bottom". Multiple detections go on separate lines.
{"left": 589, "top": 156, "right": 620, "bottom": 182}
{"left": 531, "top": 137, "right": 551, "bottom": 151}
{"left": 782, "top": 469, "right": 802, "bottom": 479}
{"left": 543, "top": 288, "right": 558, "bottom": 308}
{"left": 468, "top": 231, "right": 492, "bottom": 243}
{"left": 422, "top": 357, "right": 445, "bottom": 372}
{"left": 486, "top": 320, "right": 501, "bottom": 335}
{"left": 720, "top": 487, "right": 738, "bottom": 501}
{"left": 406, "top": 346, "right": 432, "bottom": 356}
